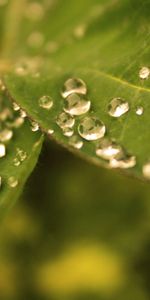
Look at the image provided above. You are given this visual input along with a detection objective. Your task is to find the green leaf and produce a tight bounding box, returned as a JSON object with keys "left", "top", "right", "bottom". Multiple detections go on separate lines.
{"left": 2, "top": 0, "right": 150, "bottom": 179}
{"left": 0, "top": 92, "right": 43, "bottom": 216}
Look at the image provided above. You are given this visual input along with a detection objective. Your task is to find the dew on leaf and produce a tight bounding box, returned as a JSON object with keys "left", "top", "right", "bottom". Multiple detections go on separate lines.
{"left": 56, "top": 112, "right": 75, "bottom": 129}
{"left": 96, "top": 138, "right": 122, "bottom": 160}
{"left": 142, "top": 162, "right": 150, "bottom": 179}
{"left": 0, "top": 143, "right": 6, "bottom": 158}
{"left": 8, "top": 176, "right": 18, "bottom": 188}
{"left": 12, "top": 102, "right": 20, "bottom": 111}
{"left": 108, "top": 98, "right": 129, "bottom": 118}
{"left": 61, "top": 78, "right": 87, "bottom": 99}
{"left": 38, "top": 95, "right": 53, "bottom": 110}
{"left": 20, "top": 109, "right": 27, "bottom": 118}
{"left": 109, "top": 152, "right": 136, "bottom": 169}
{"left": 0, "top": 129, "right": 13, "bottom": 142}
{"left": 64, "top": 93, "right": 91, "bottom": 116}
{"left": 69, "top": 135, "right": 83, "bottom": 149}
{"left": 13, "top": 157, "right": 21, "bottom": 167}
{"left": 78, "top": 116, "right": 106, "bottom": 141}
{"left": 139, "top": 67, "right": 150, "bottom": 80}
{"left": 30, "top": 121, "right": 39, "bottom": 132}
{"left": 47, "top": 129, "right": 54, "bottom": 135}
{"left": 136, "top": 106, "right": 144, "bottom": 116}
{"left": 63, "top": 128, "right": 74, "bottom": 137}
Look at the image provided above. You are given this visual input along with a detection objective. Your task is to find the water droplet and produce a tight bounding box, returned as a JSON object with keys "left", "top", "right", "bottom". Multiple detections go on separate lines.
{"left": 0, "top": 129, "right": 13, "bottom": 142}
{"left": 0, "top": 143, "right": 6, "bottom": 158}
{"left": 73, "top": 24, "right": 86, "bottom": 39}
{"left": 69, "top": 135, "right": 83, "bottom": 149}
{"left": 25, "top": 2, "right": 44, "bottom": 21}
{"left": 108, "top": 98, "right": 129, "bottom": 118}
{"left": 78, "top": 117, "right": 106, "bottom": 141}
{"left": 139, "top": 67, "right": 150, "bottom": 80}
{"left": 30, "top": 121, "right": 39, "bottom": 132}
{"left": 16, "top": 148, "right": 27, "bottom": 162}
{"left": 64, "top": 93, "right": 91, "bottom": 116}
{"left": 12, "top": 102, "right": 20, "bottom": 111}
{"left": 20, "top": 109, "right": 27, "bottom": 118}
{"left": 38, "top": 95, "right": 53, "bottom": 110}
{"left": 143, "top": 162, "right": 150, "bottom": 179}
{"left": 96, "top": 138, "right": 122, "bottom": 160}
{"left": 109, "top": 152, "right": 136, "bottom": 169}
{"left": 61, "top": 78, "right": 87, "bottom": 99}
{"left": 63, "top": 128, "right": 74, "bottom": 137}
{"left": 136, "top": 106, "right": 144, "bottom": 116}
{"left": 27, "top": 32, "right": 44, "bottom": 48}
{"left": 56, "top": 112, "right": 75, "bottom": 129}
{"left": 13, "top": 157, "right": 21, "bottom": 167}
{"left": 8, "top": 176, "right": 18, "bottom": 188}
{"left": 47, "top": 129, "right": 54, "bottom": 135}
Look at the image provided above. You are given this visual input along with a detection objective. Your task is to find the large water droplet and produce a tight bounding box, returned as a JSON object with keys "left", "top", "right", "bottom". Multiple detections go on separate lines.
{"left": 78, "top": 116, "right": 106, "bottom": 141}
{"left": 69, "top": 135, "right": 83, "bottom": 149}
{"left": 96, "top": 138, "right": 122, "bottom": 160}
{"left": 64, "top": 93, "right": 91, "bottom": 116}
{"left": 56, "top": 112, "right": 75, "bottom": 129}
{"left": 0, "top": 129, "right": 13, "bottom": 142}
{"left": 38, "top": 95, "right": 53, "bottom": 110}
{"left": 109, "top": 152, "right": 136, "bottom": 169}
{"left": 108, "top": 98, "right": 129, "bottom": 118}
{"left": 143, "top": 162, "right": 150, "bottom": 179}
{"left": 8, "top": 176, "right": 18, "bottom": 188}
{"left": 61, "top": 78, "right": 87, "bottom": 99}
{"left": 0, "top": 143, "right": 6, "bottom": 158}
{"left": 139, "top": 67, "right": 150, "bottom": 80}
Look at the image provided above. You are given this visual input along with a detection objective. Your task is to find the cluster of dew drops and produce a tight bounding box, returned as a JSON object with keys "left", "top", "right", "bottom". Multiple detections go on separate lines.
{"left": 0, "top": 79, "right": 41, "bottom": 191}
{"left": 53, "top": 66, "right": 150, "bottom": 179}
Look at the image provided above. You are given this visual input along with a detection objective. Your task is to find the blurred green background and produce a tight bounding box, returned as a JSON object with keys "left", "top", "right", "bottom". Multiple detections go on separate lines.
{"left": 1, "top": 140, "right": 150, "bottom": 300}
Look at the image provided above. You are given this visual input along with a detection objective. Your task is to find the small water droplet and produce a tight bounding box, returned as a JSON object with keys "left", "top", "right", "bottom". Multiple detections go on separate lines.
{"left": 64, "top": 93, "right": 91, "bottom": 116}
{"left": 38, "top": 95, "right": 53, "bottom": 110}
{"left": 20, "top": 109, "right": 27, "bottom": 118}
{"left": 108, "top": 98, "right": 129, "bottom": 118}
{"left": 0, "top": 129, "right": 13, "bottom": 142}
{"left": 78, "top": 116, "right": 106, "bottom": 141}
{"left": 12, "top": 102, "right": 20, "bottom": 111}
{"left": 8, "top": 176, "right": 18, "bottom": 188}
{"left": 63, "top": 128, "right": 74, "bottom": 137}
{"left": 47, "top": 129, "right": 54, "bottom": 135}
{"left": 139, "top": 67, "right": 150, "bottom": 80}
{"left": 0, "top": 143, "right": 6, "bottom": 158}
{"left": 96, "top": 138, "right": 122, "bottom": 160}
{"left": 25, "top": 2, "right": 44, "bottom": 21}
{"left": 13, "top": 157, "right": 21, "bottom": 167}
{"left": 109, "top": 152, "right": 136, "bottom": 169}
{"left": 16, "top": 148, "right": 27, "bottom": 162}
{"left": 143, "top": 162, "right": 150, "bottom": 179}
{"left": 61, "top": 78, "right": 87, "bottom": 99}
{"left": 69, "top": 135, "right": 83, "bottom": 149}
{"left": 27, "top": 32, "right": 44, "bottom": 48}
{"left": 56, "top": 112, "right": 75, "bottom": 129}
{"left": 136, "top": 106, "right": 144, "bottom": 116}
{"left": 30, "top": 121, "right": 39, "bottom": 132}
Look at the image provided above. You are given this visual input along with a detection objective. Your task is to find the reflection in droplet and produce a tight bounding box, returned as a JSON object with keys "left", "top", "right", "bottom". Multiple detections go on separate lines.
{"left": 143, "top": 162, "right": 150, "bottom": 179}
{"left": 38, "top": 95, "right": 53, "bottom": 110}
{"left": 61, "top": 78, "right": 87, "bottom": 98}
{"left": 139, "top": 67, "right": 150, "bottom": 80}
{"left": 78, "top": 116, "right": 106, "bottom": 141}
{"left": 136, "top": 106, "right": 144, "bottom": 116}
{"left": 56, "top": 112, "right": 75, "bottom": 129}
{"left": 0, "top": 143, "right": 6, "bottom": 158}
{"left": 8, "top": 176, "right": 18, "bottom": 188}
{"left": 69, "top": 135, "right": 83, "bottom": 149}
{"left": 96, "top": 138, "right": 122, "bottom": 160}
{"left": 0, "top": 129, "right": 13, "bottom": 142}
{"left": 64, "top": 93, "right": 91, "bottom": 116}
{"left": 109, "top": 152, "right": 136, "bottom": 169}
{"left": 108, "top": 98, "right": 129, "bottom": 118}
